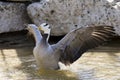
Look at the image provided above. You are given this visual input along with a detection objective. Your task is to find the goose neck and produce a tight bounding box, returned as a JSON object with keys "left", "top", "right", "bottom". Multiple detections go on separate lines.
{"left": 32, "top": 28, "right": 42, "bottom": 46}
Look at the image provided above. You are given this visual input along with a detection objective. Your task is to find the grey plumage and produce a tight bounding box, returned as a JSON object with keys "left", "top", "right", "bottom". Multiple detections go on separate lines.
{"left": 55, "top": 26, "right": 115, "bottom": 65}
{"left": 27, "top": 23, "right": 115, "bottom": 69}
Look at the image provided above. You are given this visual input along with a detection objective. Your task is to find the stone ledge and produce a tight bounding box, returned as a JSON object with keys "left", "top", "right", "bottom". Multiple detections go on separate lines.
{"left": 0, "top": 0, "right": 39, "bottom": 3}
{"left": 0, "top": 2, "right": 31, "bottom": 33}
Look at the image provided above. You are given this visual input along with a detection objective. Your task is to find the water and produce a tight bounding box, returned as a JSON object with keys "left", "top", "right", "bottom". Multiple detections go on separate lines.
{"left": 0, "top": 48, "right": 78, "bottom": 80}
{"left": 0, "top": 31, "right": 120, "bottom": 80}
{"left": 0, "top": 43, "right": 120, "bottom": 80}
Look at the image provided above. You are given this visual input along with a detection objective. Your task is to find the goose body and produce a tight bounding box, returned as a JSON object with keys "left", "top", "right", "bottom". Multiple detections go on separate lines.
{"left": 33, "top": 42, "right": 60, "bottom": 69}
{"left": 27, "top": 24, "right": 60, "bottom": 69}
{"left": 27, "top": 23, "right": 115, "bottom": 70}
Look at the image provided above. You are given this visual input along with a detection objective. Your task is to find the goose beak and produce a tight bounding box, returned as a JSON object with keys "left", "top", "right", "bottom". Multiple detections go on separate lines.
{"left": 38, "top": 26, "right": 45, "bottom": 34}
{"left": 38, "top": 26, "right": 42, "bottom": 31}
{"left": 38, "top": 26, "right": 44, "bottom": 31}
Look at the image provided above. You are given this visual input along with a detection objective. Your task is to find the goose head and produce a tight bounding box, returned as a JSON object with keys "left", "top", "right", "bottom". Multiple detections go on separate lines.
{"left": 39, "top": 23, "right": 51, "bottom": 35}
{"left": 27, "top": 24, "right": 39, "bottom": 34}
{"left": 39, "top": 23, "right": 51, "bottom": 41}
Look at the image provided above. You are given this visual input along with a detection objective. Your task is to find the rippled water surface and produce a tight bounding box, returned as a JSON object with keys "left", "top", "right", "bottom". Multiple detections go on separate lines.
{"left": 0, "top": 32, "right": 120, "bottom": 80}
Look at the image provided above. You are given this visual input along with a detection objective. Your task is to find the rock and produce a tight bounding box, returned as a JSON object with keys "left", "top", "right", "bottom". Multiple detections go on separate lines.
{"left": 1, "top": 0, "right": 39, "bottom": 2}
{"left": 0, "top": 2, "right": 31, "bottom": 33}
{"left": 27, "top": 0, "right": 120, "bottom": 36}
{"left": 1, "top": 0, "right": 30, "bottom": 1}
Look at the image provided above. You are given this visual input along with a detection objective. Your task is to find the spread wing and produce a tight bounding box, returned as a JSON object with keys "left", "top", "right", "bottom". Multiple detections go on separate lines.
{"left": 55, "top": 25, "right": 115, "bottom": 65}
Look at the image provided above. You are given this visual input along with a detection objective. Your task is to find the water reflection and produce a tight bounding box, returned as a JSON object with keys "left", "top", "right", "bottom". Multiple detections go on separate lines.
{"left": 37, "top": 69, "right": 78, "bottom": 80}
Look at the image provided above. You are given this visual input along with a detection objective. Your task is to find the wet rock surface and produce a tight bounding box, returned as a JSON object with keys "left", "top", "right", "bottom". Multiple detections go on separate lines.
{"left": 0, "top": 31, "right": 120, "bottom": 80}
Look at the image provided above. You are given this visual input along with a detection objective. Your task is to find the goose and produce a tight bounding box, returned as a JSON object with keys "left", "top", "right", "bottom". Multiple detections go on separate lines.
{"left": 27, "top": 23, "right": 115, "bottom": 70}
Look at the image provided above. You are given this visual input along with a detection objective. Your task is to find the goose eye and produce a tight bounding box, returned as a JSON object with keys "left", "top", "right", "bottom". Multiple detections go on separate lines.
{"left": 44, "top": 24, "right": 48, "bottom": 26}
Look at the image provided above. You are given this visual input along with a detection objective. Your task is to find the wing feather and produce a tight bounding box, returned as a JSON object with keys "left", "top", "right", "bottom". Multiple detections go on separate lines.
{"left": 55, "top": 26, "right": 115, "bottom": 65}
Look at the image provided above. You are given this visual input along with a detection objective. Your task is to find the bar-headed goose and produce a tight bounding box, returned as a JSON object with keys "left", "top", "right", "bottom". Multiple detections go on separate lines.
{"left": 27, "top": 23, "right": 115, "bottom": 70}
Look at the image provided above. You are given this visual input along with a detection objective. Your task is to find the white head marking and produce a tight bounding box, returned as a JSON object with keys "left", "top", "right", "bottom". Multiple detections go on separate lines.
{"left": 40, "top": 23, "right": 51, "bottom": 34}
